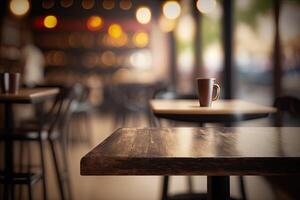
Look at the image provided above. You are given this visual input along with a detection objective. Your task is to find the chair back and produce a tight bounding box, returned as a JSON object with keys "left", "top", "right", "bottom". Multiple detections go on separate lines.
{"left": 37, "top": 86, "right": 75, "bottom": 138}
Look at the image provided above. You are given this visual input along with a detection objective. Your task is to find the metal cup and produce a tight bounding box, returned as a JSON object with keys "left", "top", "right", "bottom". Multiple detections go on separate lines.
{"left": 0, "top": 72, "right": 10, "bottom": 93}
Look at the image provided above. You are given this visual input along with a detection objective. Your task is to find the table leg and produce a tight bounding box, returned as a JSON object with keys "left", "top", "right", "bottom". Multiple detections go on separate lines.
{"left": 3, "top": 103, "right": 14, "bottom": 200}
{"left": 208, "top": 176, "right": 230, "bottom": 200}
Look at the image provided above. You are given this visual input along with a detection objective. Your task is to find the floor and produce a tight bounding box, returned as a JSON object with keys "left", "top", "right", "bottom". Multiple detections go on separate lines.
{"left": 2, "top": 112, "right": 278, "bottom": 200}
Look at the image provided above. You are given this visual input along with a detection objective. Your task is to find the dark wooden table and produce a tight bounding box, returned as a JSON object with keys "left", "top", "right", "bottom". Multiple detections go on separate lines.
{"left": 0, "top": 88, "right": 59, "bottom": 200}
{"left": 81, "top": 127, "right": 300, "bottom": 200}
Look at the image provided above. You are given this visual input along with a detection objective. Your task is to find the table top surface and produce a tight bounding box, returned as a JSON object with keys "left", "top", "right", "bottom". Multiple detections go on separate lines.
{"left": 150, "top": 99, "right": 277, "bottom": 115}
{"left": 81, "top": 127, "right": 300, "bottom": 176}
{"left": 0, "top": 88, "right": 59, "bottom": 103}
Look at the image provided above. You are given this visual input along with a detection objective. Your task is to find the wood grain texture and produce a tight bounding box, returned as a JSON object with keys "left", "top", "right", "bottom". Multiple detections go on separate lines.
{"left": 81, "top": 127, "right": 300, "bottom": 176}
{"left": 150, "top": 99, "right": 277, "bottom": 115}
{"left": 0, "top": 88, "right": 59, "bottom": 103}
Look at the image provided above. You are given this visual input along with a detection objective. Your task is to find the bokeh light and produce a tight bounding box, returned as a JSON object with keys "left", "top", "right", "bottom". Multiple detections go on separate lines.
{"left": 113, "top": 33, "right": 128, "bottom": 47}
{"left": 108, "top": 24, "right": 123, "bottom": 39}
{"left": 10, "top": 0, "right": 30, "bottom": 16}
{"left": 119, "top": 0, "right": 132, "bottom": 10}
{"left": 44, "top": 15, "right": 58, "bottom": 29}
{"left": 103, "top": 0, "right": 115, "bottom": 10}
{"left": 82, "top": 0, "right": 95, "bottom": 9}
{"left": 158, "top": 15, "right": 176, "bottom": 32}
{"left": 163, "top": 1, "right": 181, "bottom": 20}
{"left": 136, "top": 7, "right": 151, "bottom": 24}
{"left": 196, "top": 0, "right": 216, "bottom": 14}
{"left": 87, "top": 16, "right": 103, "bottom": 31}
{"left": 60, "top": 0, "right": 73, "bottom": 8}
{"left": 133, "top": 31, "right": 149, "bottom": 48}
{"left": 101, "top": 51, "right": 116, "bottom": 66}
{"left": 175, "top": 15, "right": 195, "bottom": 42}
{"left": 130, "top": 50, "right": 152, "bottom": 69}
{"left": 68, "top": 33, "right": 81, "bottom": 48}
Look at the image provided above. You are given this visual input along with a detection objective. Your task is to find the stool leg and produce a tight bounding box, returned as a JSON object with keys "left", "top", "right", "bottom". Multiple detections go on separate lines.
{"left": 18, "top": 142, "right": 24, "bottom": 200}
{"left": 208, "top": 176, "right": 230, "bottom": 200}
{"left": 239, "top": 176, "right": 247, "bottom": 200}
{"left": 60, "top": 135, "right": 73, "bottom": 200}
{"left": 161, "top": 176, "right": 169, "bottom": 200}
{"left": 83, "top": 112, "right": 93, "bottom": 147}
{"left": 38, "top": 139, "right": 48, "bottom": 200}
{"left": 49, "top": 140, "right": 65, "bottom": 200}
{"left": 187, "top": 176, "right": 193, "bottom": 193}
{"left": 28, "top": 183, "right": 33, "bottom": 200}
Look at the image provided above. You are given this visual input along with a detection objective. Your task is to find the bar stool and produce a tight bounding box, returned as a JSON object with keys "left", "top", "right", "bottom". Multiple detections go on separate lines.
{"left": 0, "top": 87, "right": 74, "bottom": 200}
{"left": 69, "top": 83, "right": 93, "bottom": 146}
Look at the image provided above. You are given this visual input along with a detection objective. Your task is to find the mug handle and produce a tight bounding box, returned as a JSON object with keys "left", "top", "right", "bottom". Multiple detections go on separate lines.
{"left": 212, "top": 83, "right": 220, "bottom": 101}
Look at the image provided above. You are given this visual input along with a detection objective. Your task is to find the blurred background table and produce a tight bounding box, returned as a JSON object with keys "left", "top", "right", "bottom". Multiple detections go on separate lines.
{"left": 0, "top": 88, "right": 59, "bottom": 200}
{"left": 150, "top": 99, "right": 277, "bottom": 123}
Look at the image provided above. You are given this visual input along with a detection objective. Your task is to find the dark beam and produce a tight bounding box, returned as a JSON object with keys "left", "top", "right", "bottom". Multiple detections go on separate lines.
{"left": 168, "top": 32, "right": 177, "bottom": 91}
{"left": 192, "top": 3, "right": 203, "bottom": 94}
{"left": 273, "top": 0, "right": 282, "bottom": 99}
{"left": 222, "top": 0, "right": 234, "bottom": 99}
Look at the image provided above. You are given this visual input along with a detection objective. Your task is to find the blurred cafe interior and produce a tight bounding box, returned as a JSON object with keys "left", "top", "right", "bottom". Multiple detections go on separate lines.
{"left": 0, "top": 0, "right": 300, "bottom": 200}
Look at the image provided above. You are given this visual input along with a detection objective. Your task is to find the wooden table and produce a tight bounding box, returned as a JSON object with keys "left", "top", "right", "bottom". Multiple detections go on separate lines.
{"left": 0, "top": 88, "right": 59, "bottom": 200}
{"left": 150, "top": 99, "right": 277, "bottom": 123}
{"left": 81, "top": 127, "right": 300, "bottom": 200}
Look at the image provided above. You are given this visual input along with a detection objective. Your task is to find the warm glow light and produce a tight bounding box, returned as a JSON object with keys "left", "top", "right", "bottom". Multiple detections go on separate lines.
{"left": 196, "top": 0, "right": 216, "bottom": 14}
{"left": 10, "top": 0, "right": 30, "bottom": 16}
{"left": 82, "top": 0, "right": 95, "bottom": 9}
{"left": 87, "top": 16, "right": 103, "bottom": 31}
{"left": 102, "top": 33, "right": 128, "bottom": 47}
{"left": 44, "top": 15, "right": 58, "bottom": 29}
{"left": 178, "top": 48, "right": 194, "bottom": 73}
{"left": 136, "top": 7, "right": 151, "bottom": 24}
{"left": 158, "top": 15, "right": 176, "bottom": 32}
{"left": 103, "top": 0, "right": 115, "bottom": 10}
{"left": 133, "top": 31, "right": 149, "bottom": 48}
{"left": 101, "top": 51, "right": 116, "bottom": 66}
{"left": 108, "top": 24, "right": 123, "bottom": 39}
{"left": 114, "top": 33, "right": 128, "bottom": 47}
{"left": 119, "top": 0, "right": 132, "bottom": 10}
{"left": 163, "top": 1, "right": 181, "bottom": 20}
{"left": 130, "top": 50, "right": 152, "bottom": 69}
{"left": 175, "top": 15, "right": 195, "bottom": 42}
